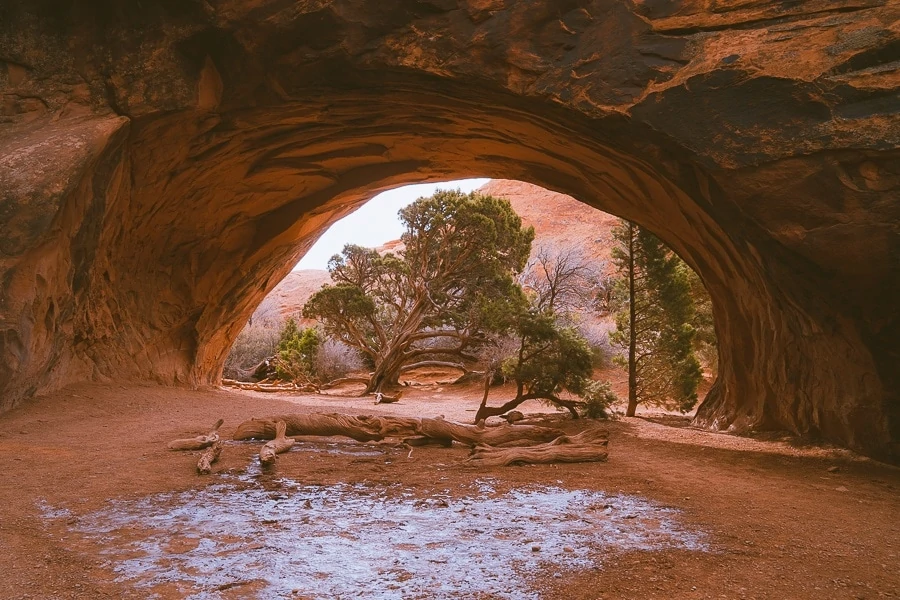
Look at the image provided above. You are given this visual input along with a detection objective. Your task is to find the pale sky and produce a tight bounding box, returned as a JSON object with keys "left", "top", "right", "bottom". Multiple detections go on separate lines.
{"left": 294, "top": 178, "right": 491, "bottom": 270}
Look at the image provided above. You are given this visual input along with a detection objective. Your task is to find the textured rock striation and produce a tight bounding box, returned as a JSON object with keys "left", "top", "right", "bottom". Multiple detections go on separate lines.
{"left": 0, "top": 1, "right": 897, "bottom": 460}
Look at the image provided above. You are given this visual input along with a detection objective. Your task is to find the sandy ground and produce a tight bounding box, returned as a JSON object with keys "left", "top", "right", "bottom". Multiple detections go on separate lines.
{"left": 0, "top": 382, "right": 897, "bottom": 599}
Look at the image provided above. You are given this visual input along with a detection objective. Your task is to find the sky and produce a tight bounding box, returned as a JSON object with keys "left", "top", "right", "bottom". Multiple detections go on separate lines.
{"left": 294, "top": 178, "right": 491, "bottom": 270}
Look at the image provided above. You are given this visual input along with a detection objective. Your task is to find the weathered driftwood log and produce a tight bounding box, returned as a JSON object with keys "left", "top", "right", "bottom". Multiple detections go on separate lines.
{"left": 168, "top": 419, "right": 224, "bottom": 450}
{"left": 222, "top": 379, "right": 316, "bottom": 393}
{"left": 233, "top": 413, "right": 564, "bottom": 448}
{"left": 467, "top": 428, "right": 609, "bottom": 467}
{"left": 197, "top": 440, "right": 223, "bottom": 474}
{"left": 260, "top": 421, "right": 295, "bottom": 466}
{"left": 234, "top": 414, "right": 421, "bottom": 442}
{"left": 418, "top": 417, "right": 565, "bottom": 447}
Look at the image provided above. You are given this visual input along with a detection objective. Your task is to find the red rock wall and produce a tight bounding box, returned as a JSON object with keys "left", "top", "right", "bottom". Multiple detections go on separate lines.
{"left": 0, "top": 1, "right": 897, "bottom": 460}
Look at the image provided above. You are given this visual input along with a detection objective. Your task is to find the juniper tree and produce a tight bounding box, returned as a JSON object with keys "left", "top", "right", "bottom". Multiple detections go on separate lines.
{"left": 303, "top": 189, "right": 534, "bottom": 393}
{"left": 474, "top": 248, "right": 603, "bottom": 422}
{"left": 610, "top": 220, "right": 702, "bottom": 416}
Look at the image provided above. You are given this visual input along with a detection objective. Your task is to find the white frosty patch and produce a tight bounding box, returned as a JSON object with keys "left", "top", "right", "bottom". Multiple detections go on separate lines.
{"left": 42, "top": 467, "right": 707, "bottom": 599}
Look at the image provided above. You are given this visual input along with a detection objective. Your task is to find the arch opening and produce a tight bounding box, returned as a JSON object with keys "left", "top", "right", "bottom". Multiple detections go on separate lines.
{"left": 224, "top": 177, "right": 720, "bottom": 422}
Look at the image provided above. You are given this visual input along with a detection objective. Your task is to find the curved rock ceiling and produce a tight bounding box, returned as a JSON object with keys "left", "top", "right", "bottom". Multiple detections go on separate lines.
{"left": 0, "top": 1, "right": 897, "bottom": 460}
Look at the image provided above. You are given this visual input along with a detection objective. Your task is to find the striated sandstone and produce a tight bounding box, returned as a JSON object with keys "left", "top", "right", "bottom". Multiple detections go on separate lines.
{"left": 0, "top": 1, "right": 897, "bottom": 460}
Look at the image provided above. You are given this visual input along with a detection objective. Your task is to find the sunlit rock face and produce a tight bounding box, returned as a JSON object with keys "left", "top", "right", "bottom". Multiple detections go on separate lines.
{"left": 0, "top": 1, "right": 897, "bottom": 460}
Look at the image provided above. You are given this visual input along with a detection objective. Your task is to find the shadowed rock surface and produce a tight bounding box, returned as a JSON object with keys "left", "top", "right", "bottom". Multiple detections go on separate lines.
{"left": 0, "top": 1, "right": 897, "bottom": 461}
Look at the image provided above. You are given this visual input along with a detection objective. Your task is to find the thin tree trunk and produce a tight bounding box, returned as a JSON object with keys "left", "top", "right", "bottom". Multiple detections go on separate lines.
{"left": 474, "top": 369, "right": 493, "bottom": 424}
{"left": 627, "top": 222, "right": 639, "bottom": 417}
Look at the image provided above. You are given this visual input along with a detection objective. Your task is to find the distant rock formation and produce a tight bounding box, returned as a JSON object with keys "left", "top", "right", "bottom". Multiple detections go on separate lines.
{"left": 269, "top": 179, "right": 619, "bottom": 316}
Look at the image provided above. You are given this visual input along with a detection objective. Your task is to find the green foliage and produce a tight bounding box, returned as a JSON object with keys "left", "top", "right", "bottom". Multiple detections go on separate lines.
{"left": 274, "top": 318, "right": 321, "bottom": 383}
{"left": 610, "top": 220, "right": 703, "bottom": 413}
{"left": 501, "top": 311, "right": 594, "bottom": 401}
{"left": 580, "top": 380, "right": 618, "bottom": 419}
{"left": 303, "top": 189, "right": 534, "bottom": 392}
{"left": 223, "top": 297, "right": 283, "bottom": 381}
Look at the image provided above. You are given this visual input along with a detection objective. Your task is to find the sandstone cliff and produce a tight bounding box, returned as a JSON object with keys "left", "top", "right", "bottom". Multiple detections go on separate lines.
{"left": 1, "top": 1, "right": 897, "bottom": 460}
{"left": 268, "top": 179, "right": 619, "bottom": 316}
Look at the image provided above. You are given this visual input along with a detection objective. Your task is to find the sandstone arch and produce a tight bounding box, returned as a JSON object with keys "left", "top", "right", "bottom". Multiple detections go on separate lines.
{"left": 0, "top": 1, "right": 897, "bottom": 461}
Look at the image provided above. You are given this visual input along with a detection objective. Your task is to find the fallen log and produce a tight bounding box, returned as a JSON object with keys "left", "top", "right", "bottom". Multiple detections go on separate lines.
{"left": 222, "top": 379, "right": 316, "bottom": 393}
{"left": 197, "top": 440, "right": 223, "bottom": 474}
{"left": 233, "top": 413, "right": 562, "bottom": 448}
{"left": 466, "top": 427, "right": 609, "bottom": 467}
{"left": 234, "top": 414, "right": 421, "bottom": 442}
{"left": 168, "top": 419, "right": 224, "bottom": 451}
{"left": 260, "top": 421, "right": 295, "bottom": 466}
{"left": 418, "top": 417, "right": 565, "bottom": 447}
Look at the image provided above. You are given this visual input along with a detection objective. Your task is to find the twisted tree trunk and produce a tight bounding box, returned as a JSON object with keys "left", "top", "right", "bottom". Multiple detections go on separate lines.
{"left": 467, "top": 428, "right": 609, "bottom": 467}
{"left": 233, "top": 413, "right": 565, "bottom": 448}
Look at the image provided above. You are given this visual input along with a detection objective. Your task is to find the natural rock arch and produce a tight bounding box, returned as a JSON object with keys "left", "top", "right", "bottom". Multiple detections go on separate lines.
{"left": 0, "top": 1, "right": 897, "bottom": 461}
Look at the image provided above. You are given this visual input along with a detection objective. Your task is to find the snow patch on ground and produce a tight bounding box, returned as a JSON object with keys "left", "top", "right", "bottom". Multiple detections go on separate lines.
{"left": 41, "top": 468, "right": 707, "bottom": 599}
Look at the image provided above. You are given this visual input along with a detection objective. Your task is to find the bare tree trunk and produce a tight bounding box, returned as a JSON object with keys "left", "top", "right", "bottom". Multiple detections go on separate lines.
{"left": 475, "top": 393, "right": 528, "bottom": 423}
{"left": 476, "top": 388, "right": 582, "bottom": 422}
{"left": 475, "top": 370, "right": 493, "bottom": 424}
{"left": 626, "top": 222, "right": 639, "bottom": 418}
{"left": 552, "top": 397, "right": 582, "bottom": 419}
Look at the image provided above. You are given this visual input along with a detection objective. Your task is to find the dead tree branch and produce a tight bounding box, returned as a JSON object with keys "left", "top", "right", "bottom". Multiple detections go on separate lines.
{"left": 168, "top": 419, "right": 223, "bottom": 451}
{"left": 260, "top": 421, "right": 295, "bottom": 466}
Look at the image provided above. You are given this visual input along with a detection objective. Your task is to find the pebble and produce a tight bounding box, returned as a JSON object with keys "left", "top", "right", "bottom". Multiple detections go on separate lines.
{"left": 531, "top": 545, "right": 541, "bottom": 552}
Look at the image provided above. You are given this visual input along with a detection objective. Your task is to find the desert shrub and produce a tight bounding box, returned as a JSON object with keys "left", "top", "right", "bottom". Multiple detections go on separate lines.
{"left": 580, "top": 380, "right": 618, "bottom": 419}
{"left": 576, "top": 317, "right": 616, "bottom": 369}
{"left": 224, "top": 321, "right": 282, "bottom": 380}
{"left": 314, "top": 338, "right": 365, "bottom": 382}
{"left": 274, "top": 318, "right": 321, "bottom": 384}
{"left": 223, "top": 297, "right": 285, "bottom": 380}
